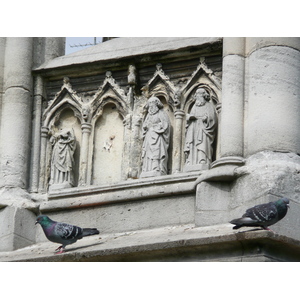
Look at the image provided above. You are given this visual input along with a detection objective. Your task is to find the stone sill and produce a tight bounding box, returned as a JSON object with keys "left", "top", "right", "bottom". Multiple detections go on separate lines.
{"left": 41, "top": 172, "right": 199, "bottom": 213}
{"left": 2, "top": 223, "right": 300, "bottom": 261}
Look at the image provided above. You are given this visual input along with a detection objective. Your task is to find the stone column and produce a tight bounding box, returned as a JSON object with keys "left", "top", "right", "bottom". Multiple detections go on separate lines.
{"left": 79, "top": 123, "right": 92, "bottom": 186}
{"left": 129, "top": 115, "right": 143, "bottom": 179}
{"left": 245, "top": 37, "right": 300, "bottom": 155}
{"left": 38, "top": 126, "right": 49, "bottom": 193}
{"left": 173, "top": 110, "right": 185, "bottom": 172}
{"left": 0, "top": 37, "right": 65, "bottom": 251}
{"left": 195, "top": 38, "right": 246, "bottom": 228}
{"left": 29, "top": 75, "right": 43, "bottom": 192}
{"left": 0, "top": 38, "right": 37, "bottom": 251}
{"left": 0, "top": 38, "right": 5, "bottom": 151}
{"left": 0, "top": 37, "right": 34, "bottom": 190}
{"left": 44, "top": 37, "right": 65, "bottom": 62}
{"left": 216, "top": 37, "right": 245, "bottom": 166}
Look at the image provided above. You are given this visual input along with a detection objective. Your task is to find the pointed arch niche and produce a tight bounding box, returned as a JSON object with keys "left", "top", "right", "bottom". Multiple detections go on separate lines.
{"left": 157, "top": 95, "right": 174, "bottom": 175}
{"left": 181, "top": 59, "right": 221, "bottom": 170}
{"left": 89, "top": 71, "right": 129, "bottom": 186}
{"left": 141, "top": 64, "right": 178, "bottom": 175}
{"left": 51, "top": 107, "right": 82, "bottom": 186}
{"left": 92, "top": 101, "right": 125, "bottom": 185}
{"left": 38, "top": 78, "right": 84, "bottom": 192}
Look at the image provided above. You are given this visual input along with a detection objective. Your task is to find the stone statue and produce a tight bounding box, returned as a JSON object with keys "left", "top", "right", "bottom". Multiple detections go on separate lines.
{"left": 184, "top": 87, "right": 217, "bottom": 171}
{"left": 49, "top": 128, "right": 76, "bottom": 190}
{"left": 128, "top": 65, "right": 136, "bottom": 85}
{"left": 140, "top": 96, "right": 170, "bottom": 178}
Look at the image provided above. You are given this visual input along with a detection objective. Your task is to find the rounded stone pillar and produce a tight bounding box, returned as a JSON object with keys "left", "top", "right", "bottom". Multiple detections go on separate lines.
{"left": 219, "top": 37, "right": 245, "bottom": 158}
{"left": 245, "top": 37, "right": 300, "bottom": 156}
{"left": 38, "top": 126, "right": 49, "bottom": 193}
{"left": 0, "top": 37, "right": 34, "bottom": 190}
{"left": 0, "top": 38, "right": 6, "bottom": 154}
{"left": 173, "top": 109, "right": 185, "bottom": 172}
{"left": 44, "top": 37, "right": 66, "bottom": 61}
{"left": 29, "top": 75, "right": 44, "bottom": 193}
{"left": 79, "top": 123, "right": 92, "bottom": 186}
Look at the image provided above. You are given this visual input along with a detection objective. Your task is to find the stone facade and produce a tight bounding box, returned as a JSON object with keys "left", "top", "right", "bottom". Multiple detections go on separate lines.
{"left": 0, "top": 37, "right": 300, "bottom": 261}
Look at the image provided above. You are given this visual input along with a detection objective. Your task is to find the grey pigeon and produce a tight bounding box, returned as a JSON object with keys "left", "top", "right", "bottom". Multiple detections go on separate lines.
{"left": 35, "top": 215, "right": 100, "bottom": 254}
{"left": 230, "top": 198, "right": 290, "bottom": 231}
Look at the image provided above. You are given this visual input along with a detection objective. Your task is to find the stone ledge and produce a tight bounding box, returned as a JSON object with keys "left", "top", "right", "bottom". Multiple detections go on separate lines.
{"left": 1, "top": 223, "right": 300, "bottom": 262}
{"left": 41, "top": 173, "right": 198, "bottom": 213}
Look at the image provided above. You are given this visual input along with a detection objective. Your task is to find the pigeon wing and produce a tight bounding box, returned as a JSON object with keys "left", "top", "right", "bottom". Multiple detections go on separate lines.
{"left": 243, "top": 202, "right": 278, "bottom": 223}
{"left": 54, "top": 222, "right": 83, "bottom": 241}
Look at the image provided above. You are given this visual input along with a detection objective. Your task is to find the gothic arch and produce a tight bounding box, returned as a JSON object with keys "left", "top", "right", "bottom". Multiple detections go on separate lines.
{"left": 42, "top": 78, "right": 83, "bottom": 128}
{"left": 90, "top": 71, "right": 129, "bottom": 122}
{"left": 47, "top": 103, "right": 81, "bottom": 129}
{"left": 91, "top": 101, "right": 126, "bottom": 185}
{"left": 181, "top": 59, "right": 221, "bottom": 111}
{"left": 142, "top": 63, "right": 179, "bottom": 110}
{"left": 91, "top": 95, "right": 127, "bottom": 124}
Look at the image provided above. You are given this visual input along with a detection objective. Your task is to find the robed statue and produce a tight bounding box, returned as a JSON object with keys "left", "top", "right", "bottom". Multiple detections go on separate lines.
{"left": 140, "top": 96, "right": 170, "bottom": 178}
{"left": 184, "top": 87, "right": 217, "bottom": 171}
{"left": 49, "top": 128, "right": 76, "bottom": 190}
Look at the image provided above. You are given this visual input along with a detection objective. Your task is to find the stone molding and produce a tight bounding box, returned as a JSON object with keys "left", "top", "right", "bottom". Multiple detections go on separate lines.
{"left": 42, "top": 172, "right": 198, "bottom": 213}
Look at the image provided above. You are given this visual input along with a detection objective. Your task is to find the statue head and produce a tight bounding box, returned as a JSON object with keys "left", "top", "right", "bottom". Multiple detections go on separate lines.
{"left": 194, "top": 88, "right": 210, "bottom": 105}
{"left": 145, "top": 96, "right": 164, "bottom": 115}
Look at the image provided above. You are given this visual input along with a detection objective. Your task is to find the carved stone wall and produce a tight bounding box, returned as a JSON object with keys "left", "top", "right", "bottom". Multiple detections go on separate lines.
{"left": 1, "top": 37, "right": 300, "bottom": 261}
{"left": 37, "top": 56, "right": 222, "bottom": 192}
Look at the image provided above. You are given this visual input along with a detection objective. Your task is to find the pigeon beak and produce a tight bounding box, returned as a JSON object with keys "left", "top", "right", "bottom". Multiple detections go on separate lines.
{"left": 35, "top": 221, "right": 38, "bottom": 225}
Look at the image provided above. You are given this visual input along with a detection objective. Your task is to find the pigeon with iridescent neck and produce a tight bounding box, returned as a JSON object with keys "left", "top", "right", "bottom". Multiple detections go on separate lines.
{"left": 230, "top": 198, "right": 290, "bottom": 231}
{"left": 35, "top": 215, "right": 100, "bottom": 254}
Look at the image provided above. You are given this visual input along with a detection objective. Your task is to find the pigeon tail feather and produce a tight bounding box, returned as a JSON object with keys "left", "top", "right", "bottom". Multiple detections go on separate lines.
{"left": 230, "top": 217, "right": 259, "bottom": 229}
{"left": 82, "top": 228, "right": 100, "bottom": 237}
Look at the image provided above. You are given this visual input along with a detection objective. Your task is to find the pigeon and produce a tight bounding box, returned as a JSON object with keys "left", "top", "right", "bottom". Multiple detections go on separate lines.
{"left": 35, "top": 215, "right": 100, "bottom": 254}
{"left": 230, "top": 198, "right": 290, "bottom": 231}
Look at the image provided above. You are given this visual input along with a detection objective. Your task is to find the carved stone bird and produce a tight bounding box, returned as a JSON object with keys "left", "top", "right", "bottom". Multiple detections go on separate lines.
{"left": 35, "top": 215, "right": 100, "bottom": 254}
{"left": 230, "top": 198, "right": 290, "bottom": 231}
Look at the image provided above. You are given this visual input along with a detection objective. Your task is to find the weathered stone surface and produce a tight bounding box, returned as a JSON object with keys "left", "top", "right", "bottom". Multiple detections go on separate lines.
{"left": 36, "top": 174, "right": 197, "bottom": 243}
{"left": 0, "top": 38, "right": 33, "bottom": 190}
{"left": 0, "top": 206, "right": 36, "bottom": 251}
{"left": 222, "top": 37, "right": 245, "bottom": 57}
{"left": 219, "top": 54, "right": 244, "bottom": 157}
{"left": 245, "top": 46, "right": 300, "bottom": 156}
{"left": 245, "top": 37, "right": 300, "bottom": 55}
{"left": 1, "top": 224, "right": 300, "bottom": 262}
{"left": 196, "top": 151, "right": 300, "bottom": 240}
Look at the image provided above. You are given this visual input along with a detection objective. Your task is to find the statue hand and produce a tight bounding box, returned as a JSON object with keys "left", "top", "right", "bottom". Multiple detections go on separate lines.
{"left": 153, "top": 124, "right": 164, "bottom": 133}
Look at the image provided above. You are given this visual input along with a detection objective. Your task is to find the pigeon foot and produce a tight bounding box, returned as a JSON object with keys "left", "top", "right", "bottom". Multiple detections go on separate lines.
{"left": 54, "top": 245, "right": 65, "bottom": 254}
{"left": 264, "top": 227, "right": 274, "bottom": 233}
